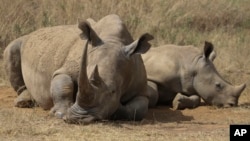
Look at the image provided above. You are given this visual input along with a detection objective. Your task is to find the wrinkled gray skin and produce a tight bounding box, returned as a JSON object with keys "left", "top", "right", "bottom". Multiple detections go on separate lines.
{"left": 4, "top": 14, "right": 153, "bottom": 123}
{"left": 142, "top": 42, "right": 246, "bottom": 110}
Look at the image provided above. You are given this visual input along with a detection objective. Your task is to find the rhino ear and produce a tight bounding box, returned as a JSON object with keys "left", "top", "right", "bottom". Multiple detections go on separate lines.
{"left": 209, "top": 50, "right": 216, "bottom": 62}
{"left": 123, "top": 33, "right": 153, "bottom": 57}
{"left": 86, "top": 18, "right": 97, "bottom": 26}
{"left": 89, "top": 65, "right": 103, "bottom": 87}
{"left": 78, "top": 21, "right": 103, "bottom": 47}
{"left": 204, "top": 41, "right": 214, "bottom": 60}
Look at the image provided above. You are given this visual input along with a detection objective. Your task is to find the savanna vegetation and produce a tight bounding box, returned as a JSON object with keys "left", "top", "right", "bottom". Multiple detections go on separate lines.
{"left": 0, "top": 0, "right": 249, "bottom": 140}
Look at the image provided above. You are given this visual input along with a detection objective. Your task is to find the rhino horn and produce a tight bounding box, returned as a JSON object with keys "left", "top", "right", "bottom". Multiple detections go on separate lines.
{"left": 78, "top": 40, "right": 94, "bottom": 104}
{"left": 89, "top": 65, "right": 103, "bottom": 87}
{"left": 233, "top": 83, "right": 246, "bottom": 98}
{"left": 77, "top": 20, "right": 105, "bottom": 106}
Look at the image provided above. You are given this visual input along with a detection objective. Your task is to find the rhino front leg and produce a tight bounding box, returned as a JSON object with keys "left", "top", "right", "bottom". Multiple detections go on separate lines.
{"left": 146, "top": 81, "right": 159, "bottom": 107}
{"left": 172, "top": 93, "right": 201, "bottom": 110}
{"left": 111, "top": 96, "right": 149, "bottom": 121}
{"left": 4, "top": 38, "right": 35, "bottom": 108}
{"left": 50, "top": 74, "right": 75, "bottom": 118}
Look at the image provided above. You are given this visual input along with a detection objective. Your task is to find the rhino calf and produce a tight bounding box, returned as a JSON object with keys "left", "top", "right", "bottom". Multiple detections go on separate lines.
{"left": 142, "top": 42, "right": 246, "bottom": 110}
{"left": 4, "top": 14, "right": 153, "bottom": 123}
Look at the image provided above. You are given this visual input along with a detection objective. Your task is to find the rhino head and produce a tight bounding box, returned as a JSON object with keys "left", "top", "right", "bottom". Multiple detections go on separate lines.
{"left": 191, "top": 42, "right": 246, "bottom": 107}
{"left": 65, "top": 20, "right": 152, "bottom": 123}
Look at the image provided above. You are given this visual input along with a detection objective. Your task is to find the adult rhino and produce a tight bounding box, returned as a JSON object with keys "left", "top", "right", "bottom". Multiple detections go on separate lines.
{"left": 4, "top": 14, "right": 153, "bottom": 123}
{"left": 142, "top": 42, "right": 246, "bottom": 110}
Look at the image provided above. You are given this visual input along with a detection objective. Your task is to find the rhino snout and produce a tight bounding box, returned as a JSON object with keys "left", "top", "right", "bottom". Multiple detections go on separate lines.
{"left": 219, "top": 83, "right": 246, "bottom": 108}
{"left": 212, "top": 100, "right": 237, "bottom": 108}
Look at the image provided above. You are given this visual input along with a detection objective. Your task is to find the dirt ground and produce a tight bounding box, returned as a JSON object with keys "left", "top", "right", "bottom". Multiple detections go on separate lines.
{"left": 0, "top": 85, "right": 249, "bottom": 141}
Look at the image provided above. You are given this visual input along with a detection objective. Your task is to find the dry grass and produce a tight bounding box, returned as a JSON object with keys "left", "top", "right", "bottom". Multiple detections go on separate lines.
{"left": 0, "top": 99, "right": 249, "bottom": 141}
{"left": 0, "top": 0, "right": 250, "bottom": 140}
{"left": 0, "top": 105, "right": 238, "bottom": 141}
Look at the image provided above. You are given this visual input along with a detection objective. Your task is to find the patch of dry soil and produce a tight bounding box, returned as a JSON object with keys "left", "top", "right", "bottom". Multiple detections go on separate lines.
{"left": 0, "top": 85, "right": 249, "bottom": 140}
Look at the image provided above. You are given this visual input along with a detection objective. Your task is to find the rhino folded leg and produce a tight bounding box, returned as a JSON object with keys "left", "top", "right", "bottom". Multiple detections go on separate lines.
{"left": 146, "top": 81, "right": 159, "bottom": 108}
{"left": 110, "top": 96, "right": 149, "bottom": 121}
{"left": 172, "top": 93, "right": 201, "bottom": 110}
{"left": 50, "top": 74, "right": 74, "bottom": 118}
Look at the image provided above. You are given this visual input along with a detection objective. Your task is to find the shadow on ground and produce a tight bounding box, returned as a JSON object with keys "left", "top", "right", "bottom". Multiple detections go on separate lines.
{"left": 145, "top": 106, "right": 193, "bottom": 123}
{"left": 101, "top": 106, "right": 194, "bottom": 127}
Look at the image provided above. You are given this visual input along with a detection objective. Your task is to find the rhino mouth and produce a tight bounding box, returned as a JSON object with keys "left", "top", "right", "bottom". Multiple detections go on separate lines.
{"left": 223, "top": 103, "right": 237, "bottom": 108}
{"left": 211, "top": 99, "right": 238, "bottom": 108}
{"left": 213, "top": 103, "right": 236, "bottom": 108}
{"left": 64, "top": 104, "right": 96, "bottom": 124}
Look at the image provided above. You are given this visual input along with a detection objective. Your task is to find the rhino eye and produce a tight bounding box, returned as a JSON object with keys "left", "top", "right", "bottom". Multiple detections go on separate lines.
{"left": 215, "top": 82, "right": 222, "bottom": 90}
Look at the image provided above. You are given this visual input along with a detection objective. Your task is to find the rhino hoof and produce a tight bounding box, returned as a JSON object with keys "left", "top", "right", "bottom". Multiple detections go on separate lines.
{"left": 14, "top": 100, "right": 35, "bottom": 108}
{"left": 172, "top": 101, "right": 185, "bottom": 110}
{"left": 172, "top": 94, "right": 186, "bottom": 110}
{"left": 55, "top": 112, "right": 64, "bottom": 119}
{"left": 49, "top": 108, "right": 67, "bottom": 119}
{"left": 14, "top": 90, "right": 34, "bottom": 108}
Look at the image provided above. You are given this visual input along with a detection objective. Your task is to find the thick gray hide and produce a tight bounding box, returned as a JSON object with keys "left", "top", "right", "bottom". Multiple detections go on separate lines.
{"left": 4, "top": 14, "right": 153, "bottom": 123}
{"left": 142, "top": 42, "right": 246, "bottom": 109}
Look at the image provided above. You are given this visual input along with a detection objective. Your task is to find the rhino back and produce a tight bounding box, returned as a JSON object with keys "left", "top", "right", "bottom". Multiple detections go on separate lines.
{"left": 142, "top": 45, "right": 200, "bottom": 93}
{"left": 21, "top": 25, "right": 83, "bottom": 109}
